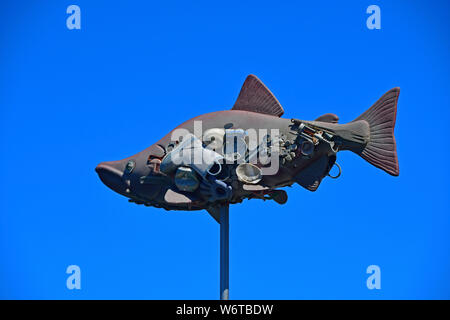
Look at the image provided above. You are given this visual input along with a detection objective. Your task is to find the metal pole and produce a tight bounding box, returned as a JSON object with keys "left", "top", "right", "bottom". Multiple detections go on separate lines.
{"left": 220, "top": 204, "right": 229, "bottom": 300}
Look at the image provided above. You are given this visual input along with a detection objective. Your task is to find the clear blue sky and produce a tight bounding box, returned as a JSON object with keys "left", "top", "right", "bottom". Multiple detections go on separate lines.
{"left": 1, "top": 0, "right": 449, "bottom": 299}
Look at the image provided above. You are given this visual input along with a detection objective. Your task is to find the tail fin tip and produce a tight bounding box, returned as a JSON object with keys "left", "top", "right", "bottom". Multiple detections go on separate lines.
{"left": 354, "top": 88, "right": 400, "bottom": 176}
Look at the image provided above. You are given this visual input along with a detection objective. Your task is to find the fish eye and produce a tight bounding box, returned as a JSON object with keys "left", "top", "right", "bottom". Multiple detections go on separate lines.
{"left": 125, "top": 160, "right": 135, "bottom": 173}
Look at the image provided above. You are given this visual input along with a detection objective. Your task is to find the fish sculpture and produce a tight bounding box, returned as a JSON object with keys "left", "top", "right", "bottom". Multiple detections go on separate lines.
{"left": 96, "top": 75, "right": 399, "bottom": 222}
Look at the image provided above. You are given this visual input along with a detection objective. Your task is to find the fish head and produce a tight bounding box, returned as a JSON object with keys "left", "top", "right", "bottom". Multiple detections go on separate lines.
{"left": 95, "top": 144, "right": 167, "bottom": 204}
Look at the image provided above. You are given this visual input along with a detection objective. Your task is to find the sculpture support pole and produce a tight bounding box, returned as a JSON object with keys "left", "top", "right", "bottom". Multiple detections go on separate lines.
{"left": 220, "top": 204, "right": 229, "bottom": 300}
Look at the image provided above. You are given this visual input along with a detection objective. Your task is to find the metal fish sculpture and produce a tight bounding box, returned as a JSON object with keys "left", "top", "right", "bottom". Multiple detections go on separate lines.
{"left": 96, "top": 75, "right": 399, "bottom": 222}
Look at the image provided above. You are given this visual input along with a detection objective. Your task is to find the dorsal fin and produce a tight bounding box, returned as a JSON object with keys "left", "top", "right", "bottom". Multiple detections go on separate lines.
{"left": 315, "top": 113, "right": 339, "bottom": 123}
{"left": 232, "top": 75, "right": 284, "bottom": 117}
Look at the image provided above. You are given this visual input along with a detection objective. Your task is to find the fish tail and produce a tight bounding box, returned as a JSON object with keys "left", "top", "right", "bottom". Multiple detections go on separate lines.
{"left": 350, "top": 88, "right": 400, "bottom": 176}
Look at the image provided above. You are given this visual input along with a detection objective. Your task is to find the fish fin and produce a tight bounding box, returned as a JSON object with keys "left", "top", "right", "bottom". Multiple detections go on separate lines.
{"left": 164, "top": 188, "right": 193, "bottom": 204}
{"left": 352, "top": 88, "right": 400, "bottom": 176}
{"left": 294, "top": 155, "right": 330, "bottom": 191}
{"left": 315, "top": 113, "right": 339, "bottom": 123}
{"left": 206, "top": 207, "right": 220, "bottom": 223}
{"left": 232, "top": 75, "right": 284, "bottom": 117}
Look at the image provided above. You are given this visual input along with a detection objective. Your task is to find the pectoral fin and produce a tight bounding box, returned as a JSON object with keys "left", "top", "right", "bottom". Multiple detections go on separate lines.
{"left": 164, "top": 188, "right": 194, "bottom": 204}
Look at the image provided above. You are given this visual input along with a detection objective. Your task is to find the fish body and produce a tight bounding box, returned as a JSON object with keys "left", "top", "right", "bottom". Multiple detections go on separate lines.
{"left": 96, "top": 75, "right": 399, "bottom": 222}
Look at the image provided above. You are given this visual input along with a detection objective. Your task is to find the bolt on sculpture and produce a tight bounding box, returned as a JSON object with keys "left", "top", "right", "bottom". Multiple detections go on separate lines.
{"left": 96, "top": 75, "right": 400, "bottom": 299}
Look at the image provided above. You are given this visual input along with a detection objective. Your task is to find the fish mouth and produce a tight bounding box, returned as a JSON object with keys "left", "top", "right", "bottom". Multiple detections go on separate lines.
{"left": 95, "top": 160, "right": 130, "bottom": 197}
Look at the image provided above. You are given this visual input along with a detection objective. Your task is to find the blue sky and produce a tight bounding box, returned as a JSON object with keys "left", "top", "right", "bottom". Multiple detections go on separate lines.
{"left": 1, "top": 0, "right": 449, "bottom": 299}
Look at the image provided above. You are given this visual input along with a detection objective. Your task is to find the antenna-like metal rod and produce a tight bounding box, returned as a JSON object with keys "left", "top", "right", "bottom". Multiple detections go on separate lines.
{"left": 220, "top": 204, "right": 229, "bottom": 300}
